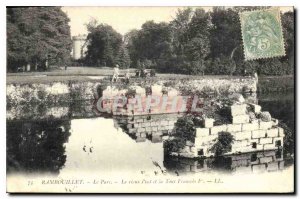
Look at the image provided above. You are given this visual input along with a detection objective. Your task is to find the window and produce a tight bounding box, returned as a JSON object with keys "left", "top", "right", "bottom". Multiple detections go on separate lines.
{"left": 276, "top": 150, "right": 282, "bottom": 159}
{"left": 252, "top": 142, "right": 257, "bottom": 149}
{"left": 251, "top": 153, "right": 257, "bottom": 162}
{"left": 275, "top": 140, "right": 282, "bottom": 147}
{"left": 198, "top": 149, "right": 204, "bottom": 156}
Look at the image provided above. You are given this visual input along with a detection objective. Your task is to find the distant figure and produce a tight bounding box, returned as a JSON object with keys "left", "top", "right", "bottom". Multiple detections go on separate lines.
{"left": 254, "top": 72, "right": 258, "bottom": 81}
{"left": 124, "top": 69, "right": 130, "bottom": 83}
{"left": 112, "top": 64, "right": 119, "bottom": 82}
{"left": 65, "top": 65, "right": 68, "bottom": 70}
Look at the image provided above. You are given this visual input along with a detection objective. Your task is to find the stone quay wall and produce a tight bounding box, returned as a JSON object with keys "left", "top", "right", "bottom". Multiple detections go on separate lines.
{"left": 164, "top": 150, "right": 284, "bottom": 174}
{"left": 114, "top": 113, "right": 182, "bottom": 143}
{"left": 175, "top": 103, "right": 284, "bottom": 158}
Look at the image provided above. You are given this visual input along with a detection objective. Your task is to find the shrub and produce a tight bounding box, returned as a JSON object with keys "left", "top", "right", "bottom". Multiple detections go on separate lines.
{"left": 174, "top": 116, "right": 196, "bottom": 142}
{"left": 164, "top": 138, "right": 186, "bottom": 154}
{"left": 209, "top": 131, "right": 234, "bottom": 156}
{"left": 279, "top": 122, "right": 294, "bottom": 155}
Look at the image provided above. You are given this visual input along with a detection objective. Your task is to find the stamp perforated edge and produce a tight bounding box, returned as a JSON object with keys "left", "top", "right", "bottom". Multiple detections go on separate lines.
{"left": 239, "top": 7, "right": 286, "bottom": 61}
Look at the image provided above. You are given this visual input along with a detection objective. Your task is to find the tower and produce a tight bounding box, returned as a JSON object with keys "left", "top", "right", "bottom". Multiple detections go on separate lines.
{"left": 72, "top": 34, "right": 87, "bottom": 60}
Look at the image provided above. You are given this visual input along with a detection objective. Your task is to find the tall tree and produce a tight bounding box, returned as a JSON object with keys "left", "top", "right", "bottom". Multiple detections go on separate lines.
{"left": 126, "top": 21, "right": 173, "bottom": 68}
{"left": 7, "top": 7, "right": 72, "bottom": 72}
{"left": 115, "top": 44, "right": 131, "bottom": 68}
{"left": 85, "top": 23, "right": 122, "bottom": 67}
{"left": 281, "top": 11, "right": 294, "bottom": 73}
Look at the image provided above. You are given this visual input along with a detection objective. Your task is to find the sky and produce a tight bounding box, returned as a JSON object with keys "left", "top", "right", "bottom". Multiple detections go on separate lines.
{"left": 61, "top": 7, "right": 210, "bottom": 36}
{"left": 62, "top": 6, "right": 293, "bottom": 37}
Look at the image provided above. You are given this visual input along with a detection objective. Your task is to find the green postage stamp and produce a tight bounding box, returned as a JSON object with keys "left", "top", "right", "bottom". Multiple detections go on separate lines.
{"left": 240, "top": 8, "right": 285, "bottom": 60}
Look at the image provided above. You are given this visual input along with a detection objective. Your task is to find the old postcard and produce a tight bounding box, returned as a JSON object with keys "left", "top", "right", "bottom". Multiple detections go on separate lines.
{"left": 6, "top": 6, "right": 294, "bottom": 193}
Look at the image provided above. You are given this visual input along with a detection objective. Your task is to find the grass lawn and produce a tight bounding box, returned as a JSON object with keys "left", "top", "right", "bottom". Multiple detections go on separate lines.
{"left": 9, "top": 66, "right": 293, "bottom": 85}
{"left": 7, "top": 66, "right": 251, "bottom": 84}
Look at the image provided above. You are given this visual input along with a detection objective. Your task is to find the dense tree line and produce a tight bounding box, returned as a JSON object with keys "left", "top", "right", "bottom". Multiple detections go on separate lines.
{"left": 7, "top": 7, "right": 72, "bottom": 72}
{"left": 7, "top": 7, "right": 294, "bottom": 76}
{"left": 122, "top": 7, "right": 294, "bottom": 76}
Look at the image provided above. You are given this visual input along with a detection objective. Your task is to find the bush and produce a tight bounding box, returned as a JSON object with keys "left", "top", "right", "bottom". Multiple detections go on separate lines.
{"left": 174, "top": 116, "right": 196, "bottom": 142}
{"left": 164, "top": 138, "right": 186, "bottom": 154}
{"left": 279, "top": 122, "right": 294, "bottom": 155}
{"left": 209, "top": 131, "right": 234, "bottom": 156}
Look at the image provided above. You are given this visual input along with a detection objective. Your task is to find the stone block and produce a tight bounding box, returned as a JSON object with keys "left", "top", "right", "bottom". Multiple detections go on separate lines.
{"left": 153, "top": 131, "right": 163, "bottom": 136}
{"left": 279, "top": 161, "right": 284, "bottom": 170}
{"left": 252, "top": 130, "right": 267, "bottom": 139}
{"left": 210, "top": 125, "right": 227, "bottom": 135}
{"left": 136, "top": 118, "right": 144, "bottom": 123}
{"left": 253, "top": 144, "right": 264, "bottom": 151}
{"left": 260, "top": 138, "right": 273, "bottom": 144}
{"left": 186, "top": 140, "right": 194, "bottom": 147}
{"left": 196, "top": 128, "right": 210, "bottom": 137}
{"left": 161, "top": 121, "right": 169, "bottom": 126}
{"left": 235, "top": 166, "right": 252, "bottom": 173}
{"left": 252, "top": 164, "right": 266, "bottom": 173}
{"left": 232, "top": 115, "right": 249, "bottom": 124}
{"left": 137, "top": 128, "right": 146, "bottom": 133}
{"left": 168, "top": 121, "right": 175, "bottom": 125}
{"left": 167, "top": 125, "right": 174, "bottom": 130}
{"left": 204, "top": 118, "right": 214, "bottom": 128}
{"left": 151, "top": 126, "right": 158, "bottom": 131}
{"left": 231, "top": 104, "right": 247, "bottom": 116}
{"left": 151, "top": 135, "right": 162, "bottom": 143}
{"left": 250, "top": 119, "right": 259, "bottom": 124}
{"left": 136, "top": 137, "right": 146, "bottom": 142}
{"left": 233, "top": 140, "right": 247, "bottom": 147}
{"left": 278, "top": 127, "right": 285, "bottom": 137}
{"left": 267, "top": 162, "right": 279, "bottom": 171}
{"left": 128, "top": 128, "right": 136, "bottom": 134}
{"left": 259, "top": 121, "right": 273, "bottom": 130}
{"left": 140, "top": 132, "right": 147, "bottom": 138}
{"left": 248, "top": 103, "right": 262, "bottom": 113}
{"left": 250, "top": 138, "right": 259, "bottom": 143}
{"left": 263, "top": 143, "right": 276, "bottom": 150}
{"left": 267, "top": 128, "right": 279, "bottom": 137}
{"left": 234, "top": 131, "right": 252, "bottom": 140}
{"left": 227, "top": 124, "right": 242, "bottom": 132}
{"left": 242, "top": 123, "right": 259, "bottom": 131}
{"left": 259, "top": 156, "right": 273, "bottom": 164}
{"left": 145, "top": 127, "right": 152, "bottom": 132}
{"left": 232, "top": 159, "right": 249, "bottom": 168}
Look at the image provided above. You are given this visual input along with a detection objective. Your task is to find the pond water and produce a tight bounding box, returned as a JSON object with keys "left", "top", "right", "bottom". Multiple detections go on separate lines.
{"left": 6, "top": 91, "right": 294, "bottom": 179}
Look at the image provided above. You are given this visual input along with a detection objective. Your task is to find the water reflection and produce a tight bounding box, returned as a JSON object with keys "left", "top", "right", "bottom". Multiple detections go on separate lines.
{"left": 164, "top": 150, "right": 284, "bottom": 175}
{"left": 7, "top": 120, "right": 71, "bottom": 174}
{"left": 6, "top": 91, "right": 294, "bottom": 176}
{"left": 113, "top": 114, "right": 182, "bottom": 143}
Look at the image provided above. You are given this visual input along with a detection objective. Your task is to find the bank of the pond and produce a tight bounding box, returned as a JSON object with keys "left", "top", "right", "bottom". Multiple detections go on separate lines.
{"left": 257, "top": 75, "right": 294, "bottom": 93}
{"left": 6, "top": 76, "right": 257, "bottom": 106}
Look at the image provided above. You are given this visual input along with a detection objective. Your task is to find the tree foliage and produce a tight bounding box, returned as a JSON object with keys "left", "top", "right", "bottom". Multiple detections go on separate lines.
{"left": 85, "top": 22, "right": 123, "bottom": 67}
{"left": 210, "top": 131, "right": 234, "bottom": 156}
{"left": 7, "top": 7, "right": 72, "bottom": 72}
{"left": 7, "top": 7, "right": 294, "bottom": 76}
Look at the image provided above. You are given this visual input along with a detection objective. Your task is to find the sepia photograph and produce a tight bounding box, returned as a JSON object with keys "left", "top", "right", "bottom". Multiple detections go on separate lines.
{"left": 6, "top": 5, "right": 295, "bottom": 193}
